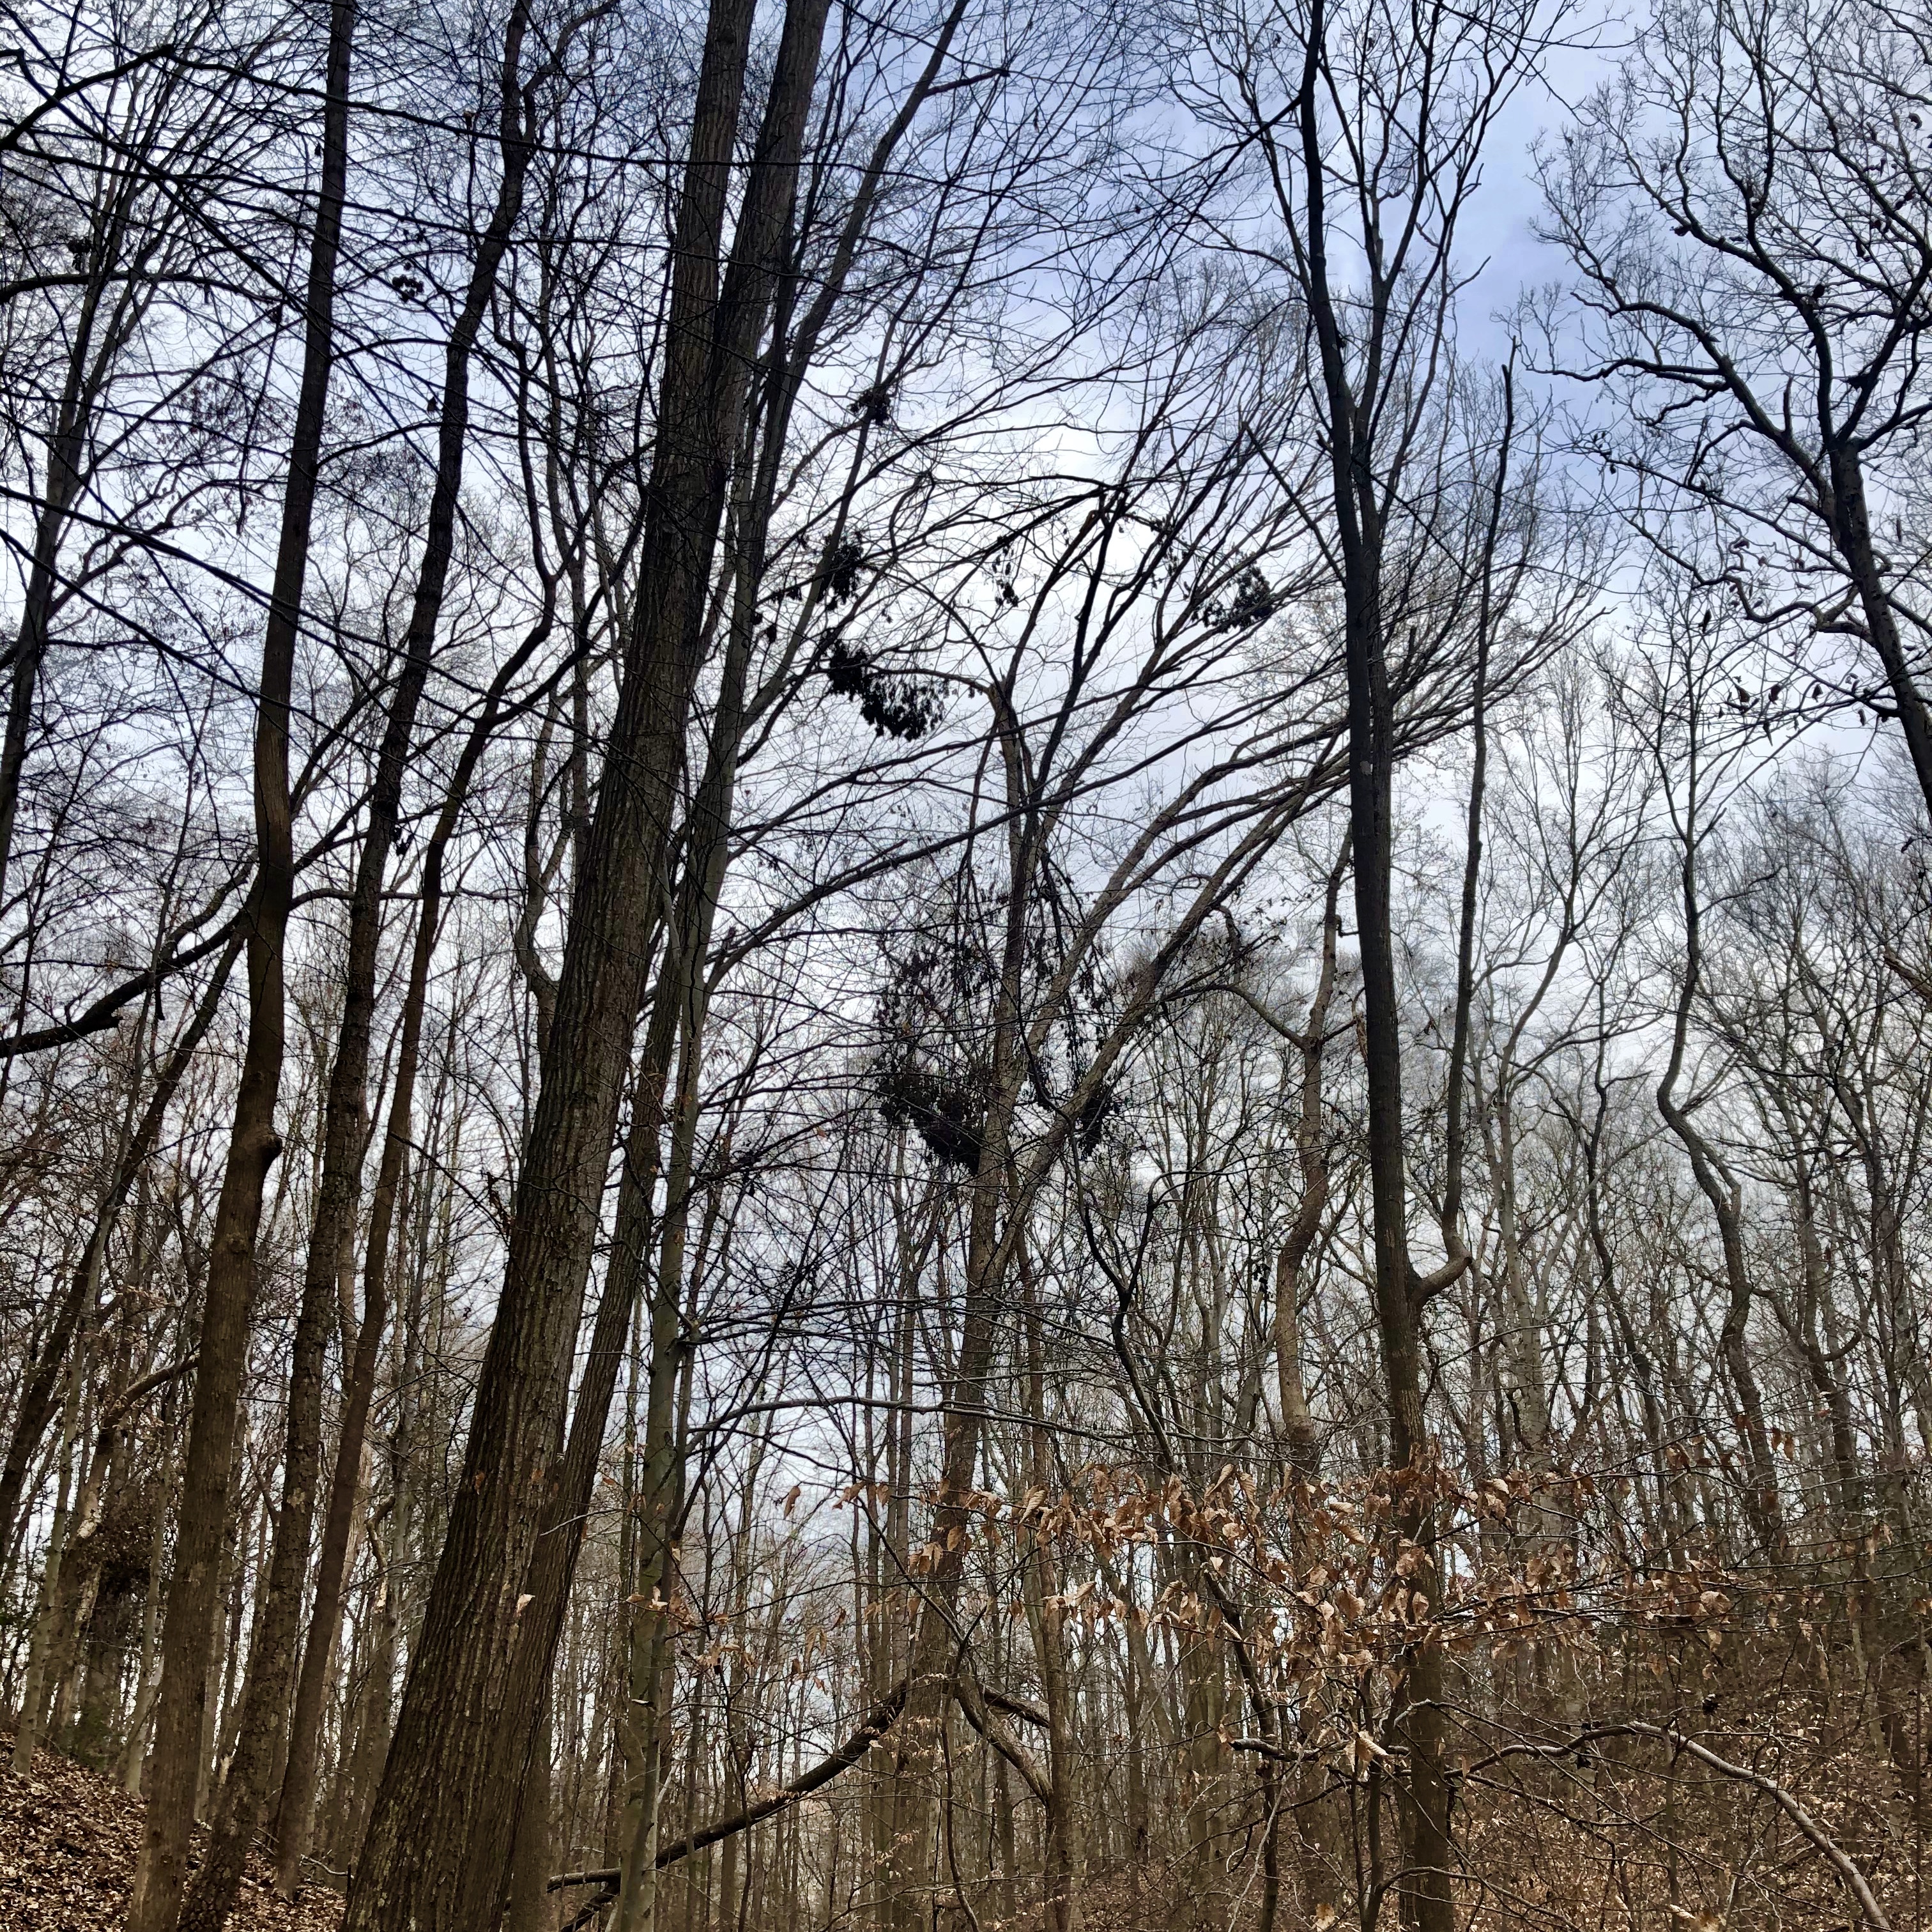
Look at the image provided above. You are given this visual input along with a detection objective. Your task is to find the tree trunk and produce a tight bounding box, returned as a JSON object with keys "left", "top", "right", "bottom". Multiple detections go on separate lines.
{"left": 178, "top": 4, "right": 556, "bottom": 1922}
{"left": 1020, "top": 1259, "right": 1083, "bottom": 1932}
{"left": 0, "top": 243, "right": 109, "bottom": 908}
{"left": 504, "top": 1690, "right": 555, "bottom": 1932}
{"left": 120, "top": 0, "right": 347, "bottom": 1901}
{"left": 10, "top": 1292, "right": 91, "bottom": 1774}
{"left": 342, "top": 4, "right": 831, "bottom": 1922}
{"left": 1289, "top": 1, "right": 1466, "bottom": 1914}
{"left": 1275, "top": 836, "right": 1347, "bottom": 1480}
{"left": 1655, "top": 832, "right": 1785, "bottom": 1559}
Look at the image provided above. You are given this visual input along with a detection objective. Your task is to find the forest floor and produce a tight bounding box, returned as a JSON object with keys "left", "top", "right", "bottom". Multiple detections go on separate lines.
{"left": 0, "top": 1735, "right": 344, "bottom": 1931}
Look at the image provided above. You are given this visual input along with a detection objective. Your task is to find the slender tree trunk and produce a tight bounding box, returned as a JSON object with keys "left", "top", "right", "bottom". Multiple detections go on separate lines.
{"left": 1655, "top": 831, "right": 1785, "bottom": 1558}
{"left": 1018, "top": 1255, "right": 1082, "bottom": 1932}
{"left": 607, "top": 717, "right": 749, "bottom": 1930}
{"left": 121, "top": 1499, "right": 170, "bottom": 1793}
{"left": 505, "top": 1689, "right": 555, "bottom": 1932}
{"left": 1289, "top": 2, "right": 1466, "bottom": 1913}
{"left": 1581, "top": 1054, "right": 1684, "bottom": 1564}
{"left": 1275, "top": 836, "right": 1347, "bottom": 1480}
{"left": 889, "top": 964, "right": 1023, "bottom": 1931}
{"left": 0, "top": 266, "right": 104, "bottom": 909}
{"left": 1340, "top": 525, "right": 1458, "bottom": 1932}
{"left": 608, "top": 1042, "right": 700, "bottom": 1932}
{"left": 121, "top": 0, "right": 348, "bottom": 1906}
{"left": 11, "top": 1292, "right": 90, "bottom": 1773}
{"left": 178, "top": 5, "right": 560, "bottom": 1923}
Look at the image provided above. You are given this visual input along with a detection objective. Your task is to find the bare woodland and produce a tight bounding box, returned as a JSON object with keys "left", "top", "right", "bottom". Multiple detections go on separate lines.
{"left": 3, "top": 0, "right": 1932, "bottom": 1926}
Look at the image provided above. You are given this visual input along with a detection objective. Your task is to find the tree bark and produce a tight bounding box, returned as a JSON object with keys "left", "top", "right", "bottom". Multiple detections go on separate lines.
{"left": 177, "top": 2, "right": 559, "bottom": 1921}
{"left": 1273, "top": 834, "right": 1347, "bottom": 1480}
{"left": 121, "top": 0, "right": 350, "bottom": 1913}
{"left": 341, "top": 3, "right": 831, "bottom": 1922}
{"left": 1018, "top": 1250, "right": 1083, "bottom": 1932}
{"left": 1655, "top": 820, "right": 1785, "bottom": 1559}
{"left": 1292, "top": 4, "right": 1461, "bottom": 1917}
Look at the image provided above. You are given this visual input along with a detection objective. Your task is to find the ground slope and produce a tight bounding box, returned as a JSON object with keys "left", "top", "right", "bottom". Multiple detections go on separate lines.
{"left": 0, "top": 1739, "right": 342, "bottom": 1931}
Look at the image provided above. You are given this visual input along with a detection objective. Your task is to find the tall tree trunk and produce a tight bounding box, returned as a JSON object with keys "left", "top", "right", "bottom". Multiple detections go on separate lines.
{"left": 342, "top": 4, "right": 831, "bottom": 1923}
{"left": 272, "top": 594, "right": 558, "bottom": 1905}
{"left": 1337, "top": 456, "right": 1458, "bottom": 1932}
{"left": 1289, "top": 3, "right": 1476, "bottom": 1916}
{"left": 0, "top": 218, "right": 122, "bottom": 908}
{"left": 590, "top": 25, "right": 975, "bottom": 1894}
{"left": 176, "top": 3, "right": 556, "bottom": 1921}
{"left": 121, "top": 0, "right": 350, "bottom": 1912}
{"left": 1825, "top": 445, "right": 1932, "bottom": 822}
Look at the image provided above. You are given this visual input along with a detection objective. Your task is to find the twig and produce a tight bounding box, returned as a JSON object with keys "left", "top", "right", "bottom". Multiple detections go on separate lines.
{"left": 1473, "top": 1721, "right": 1891, "bottom": 1930}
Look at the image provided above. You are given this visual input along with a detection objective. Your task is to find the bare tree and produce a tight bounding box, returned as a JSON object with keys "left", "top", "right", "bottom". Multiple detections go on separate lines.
{"left": 1541, "top": 0, "right": 1932, "bottom": 820}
